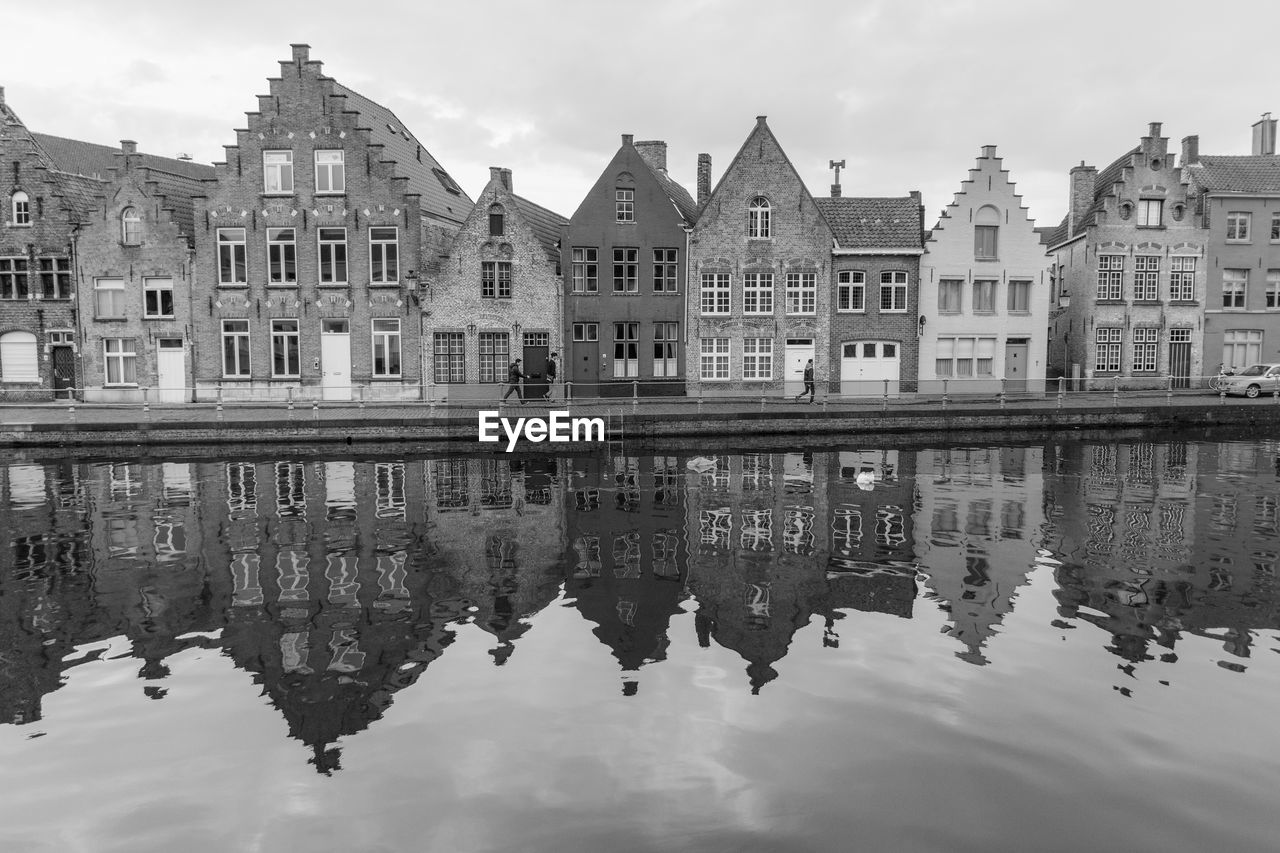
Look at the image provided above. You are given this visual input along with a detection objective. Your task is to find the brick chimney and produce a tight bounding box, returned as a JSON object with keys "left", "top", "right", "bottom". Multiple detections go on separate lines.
{"left": 621, "top": 133, "right": 634, "bottom": 148}
{"left": 1068, "top": 161, "right": 1097, "bottom": 238}
{"left": 697, "top": 153, "right": 712, "bottom": 208}
{"left": 1181, "top": 135, "right": 1199, "bottom": 167}
{"left": 120, "top": 140, "right": 140, "bottom": 173}
{"left": 1252, "top": 112, "right": 1277, "bottom": 155}
{"left": 488, "top": 166, "right": 512, "bottom": 193}
{"left": 0, "top": 86, "right": 5, "bottom": 110}
{"left": 634, "top": 140, "right": 667, "bottom": 173}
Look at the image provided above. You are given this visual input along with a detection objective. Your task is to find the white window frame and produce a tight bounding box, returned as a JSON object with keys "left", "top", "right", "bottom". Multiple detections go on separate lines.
{"left": 615, "top": 188, "right": 634, "bottom": 223}
{"left": 747, "top": 197, "right": 771, "bottom": 238}
{"left": 785, "top": 272, "right": 816, "bottom": 315}
{"left": 1271, "top": 212, "right": 1280, "bottom": 242}
{"left": 217, "top": 227, "right": 247, "bottom": 285}
{"left": 653, "top": 322, "right": 679, "bottom": 377}
{"left": 38, "top": 258, "right": 72, "bottom": 300}
{"left": 372, "top": 318, "right": 402, "bottom": 378}
{"left": 1095, "top": 327, "right": 1122, "bottom": 373}
{"left": 103, "top": 338, "right": 137, "bottom": 386}
{"left": 1134, "top": 256, "right": 1159, "bottom": 301}
{"left": 315, "top": 150, "right": 345, "bottom": 194}
{"left": 935, "top": 336, "right": 995, "bottom": 379}
{"left": 1138, "top": 199, "right": 1163, "bottom": 227}
{"left": 369, "top": 226, "right": 398, "bottom": 284}
{"left": 613, "top": 247, "right": 638, "bottom": 293}
{"left": 1132, "top": 327, "right": 1158, "bottom": 372}
{"left": 263, "top": 150, "right": 294, "bottom": 194}
{"left": 271, "top": 319, "right": 300, "bottom": 378}
{"left": 222, "top": 319, "right": 251, "bottom": 378}
{"left": 880, "top": 271, "right": 908, "bottom": 313}
{"left": 572, "top": 322, "right": 598, "bottom": 342}
{"left": 1266, "top": 270, "right": 1280, "bottom": 310}
{"left": 267, "top": 227, "right": 296, "bottom": 285}
{"left": 1, "top": 257, "right": 30, "bottom": 299}
{"left": 700, "top": 273, "right": 730, "bottom": 315}
{"left": 743, "top": 272, "right": 774, "bottom": 314}
{"left": 318, "top": 227, "right": 347, "bottom": 285}
{"left": 742, "top": 337, "right": 773, "bottom": 380}
{"left": 613, "top": 322, "right": 639, "bottom": 378}
{"left": 0, "top": 330, "right": 38, "bottom": 381}
{"left": 433, "top": 332, "right": 464, "bottom": 383}
{"left": 1170, "top": 256, "right": 1196, "bottom": 301}
{"left": 1226, "top": 211, "right": 1251, "bottom": 242}
{"left": 653, "top": 248, "right": 678, "bottom": 293}
{"left": 478, "top": 331, "right": 509, "bottom": 383}
{"left": 572, "top": 247, "right": 598, "bottom": 293}
{"left": 121, "top": 207, "right": 141, "bottom": 245}
{"left": 1223, "top": 269, "right": 1247, "bottom": 309}
{"left": 143, "top": 277, "right": 174, "bottom": 319}
{"left": 95, "top": 277, "right": 126, "bottom": 319}
{"left": 837, "top": 271, "right": 865, "bottom": 312}
{"left": 481, "top": 260, "right": 512, "bottom": 299}
{"left": 938, "top": 279, "right": 962, "bottom": 314}
{"left": 700, "top": 337, "right": 730, "bottom": 381}
{"left": 11, "top": 191, "right": 31, "bottom": 226}
{"left": 1097, "top": 255, "right": 1123, "bottom": 300}
{"left": 1223, "top": 329, "right": 1262, "bottom": 370}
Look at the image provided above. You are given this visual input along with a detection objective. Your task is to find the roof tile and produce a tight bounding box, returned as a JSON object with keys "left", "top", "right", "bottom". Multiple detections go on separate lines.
{"left": 814, "top": 197, "right": 922, "bottom": 249}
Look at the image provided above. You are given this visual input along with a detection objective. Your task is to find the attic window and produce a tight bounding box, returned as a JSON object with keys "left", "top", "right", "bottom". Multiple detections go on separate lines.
{"left": 387, "top": 123, "right": 398, "bottom": 133}
{"left": 433, "top": 167, "right": 462, "bottom": 195}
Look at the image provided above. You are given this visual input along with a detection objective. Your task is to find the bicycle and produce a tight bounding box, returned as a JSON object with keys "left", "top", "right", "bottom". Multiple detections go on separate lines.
{"left": 1208, "top": 364, "right": 1235, "bottom": 392}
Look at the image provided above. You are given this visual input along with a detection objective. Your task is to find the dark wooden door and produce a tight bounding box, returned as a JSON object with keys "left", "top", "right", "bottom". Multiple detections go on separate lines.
{"left": 523, "top": 341, "right": 550, "bottom": 400}
{"left": 51, "top": 346, "right": 75, "bottom": 398}
{"left": 1170, "top": 341, "right": 1191, "bottom": 389}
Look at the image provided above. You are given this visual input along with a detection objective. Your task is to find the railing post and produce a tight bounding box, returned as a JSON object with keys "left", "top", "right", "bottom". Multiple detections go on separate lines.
{"left": 941, "top": 378, "right": 949, "bottom": 410}
{"left": 822, "top": 385, "right": 829, "bottom": 410}
{"left": 999, "top": 377, "right": 1006, "bottom": 410}
{"left": 287, "top": 387, "right": 295, "bottom": 418}
{"left": 358, "top": 384, "right": 365, "bottom": 411}
{"left": 1220, "top": 382, "right": 1227, "bottom": 404}
{"left": 67, "top": 390, "right": 77, "bottom": 422}
{"left": 698, "top": 383, "right": 704, "bottom": 412}
{"left": 565, "top": 380, "right": 572, "bottom": 404}
{"left": 760, "top": 386, "right": 766, "bottom": 411}
{"left": 216, "top": 385, "right": 224, "bottom": 421}
{"left": 1166, "top": 375, "right": 1173, "bottom": 404}
{"left": 312, "top": 400, "right": 320, "bottom": 422}
{"left": 141, "top": 387, "right": 150, "bottom": 419}
{"left": 1113, "top": 375, "right": 1120, "bottom": 408}
{"left": 1057, "top": 376, "right": 1065, "bottom": 410}
{"left": 632, "top": 379, "right": 639, "bottom": 409}
{"left": 883, "top": 378, "right": 890, "bottom": 411}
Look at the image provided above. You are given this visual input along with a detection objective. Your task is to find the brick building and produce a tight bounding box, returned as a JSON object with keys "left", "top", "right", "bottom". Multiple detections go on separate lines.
{"left": 1045, "top": 123, "right": 1206, "bottom": 388}
{"left": 423, "top": 167, "right": 566, "bottom": 402}
{"left": 816, "top": 186, "right": 924, "bottom": 396}
{"left": 192, "top": 44, "right": 471, "bottom": 402}
{"left": 1, "top": 88, "right": 102, "bottom": 399}
{"left": 562, "top": 135, "right": 698, "bottom": 397}
{"left": 69, "top": 140, "right": 212, "bottom": 402}
{"left": 1182, "top": 114, "right": 1280, "bottom": 372}
{"left": 687, "top": 117, "right": 834, "bottom": 396}
{"left": 919, "top": 146, "right": 1048, "bottom": 394}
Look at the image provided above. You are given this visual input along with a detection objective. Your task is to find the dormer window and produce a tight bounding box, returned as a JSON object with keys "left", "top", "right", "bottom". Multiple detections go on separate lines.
{"left": 1138, "top": 199, "right": 1162, "bottom": 227}
{"left": 121, "top": 206, "right": 141, "bottom": 245}
{"left": 748, "top": 197, "right": 771, "bottom": 238}
{"left": 488, "top": 203, "right": 505, "bottom": 237}
{"left": 11, "top": 191, "right": 31, "bottom": 226}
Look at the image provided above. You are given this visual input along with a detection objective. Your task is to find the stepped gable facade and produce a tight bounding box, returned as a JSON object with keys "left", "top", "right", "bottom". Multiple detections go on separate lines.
{"left": 192, "top": 43, "right": 472, "bottom": 401}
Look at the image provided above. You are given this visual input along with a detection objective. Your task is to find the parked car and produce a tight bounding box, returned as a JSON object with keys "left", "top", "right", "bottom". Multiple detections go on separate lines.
{"left": 1220, "top": 363, "right": 1280, "bottom": 397}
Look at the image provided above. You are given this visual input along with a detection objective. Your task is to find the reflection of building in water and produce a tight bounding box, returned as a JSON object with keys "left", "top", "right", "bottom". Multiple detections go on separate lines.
{"left": 562, "top": 455, "right": 690, "bottom": 693}
{"left": 1046, "top": 440, "right": 1205, "bottom": 664}
{"left": 914, "top": 446, "right": 1046, "bottom": 665}
{"left": 425, "top": 456, "right": 566, "bottom": 665}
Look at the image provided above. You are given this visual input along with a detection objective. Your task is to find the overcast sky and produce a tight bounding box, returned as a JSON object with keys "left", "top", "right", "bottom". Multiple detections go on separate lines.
{"left": 4, "top": 1, "right": 1277, "bottom": 229}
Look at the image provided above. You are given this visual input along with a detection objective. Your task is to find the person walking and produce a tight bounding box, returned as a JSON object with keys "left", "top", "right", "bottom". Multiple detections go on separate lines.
{"left": 795, "top": 358, "right": 816, "bottom": 404}
{"left": 503, "top": 358, "right": 526, "bottom": 404}
{"left": 545, "top": 352, "right": 559, "bottom": 401}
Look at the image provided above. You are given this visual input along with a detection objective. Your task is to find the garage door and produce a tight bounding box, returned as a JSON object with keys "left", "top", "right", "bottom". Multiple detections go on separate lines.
{"left": 0, "top": 331, "right": 39, "bottom": 383}
{"left": 840, "top": 340, "right": 899, "bottom": 396}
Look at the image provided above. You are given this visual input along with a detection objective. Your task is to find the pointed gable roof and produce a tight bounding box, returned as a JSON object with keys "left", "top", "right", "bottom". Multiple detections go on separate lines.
{"left": 637, "top": 157, "right": 699, "bottom": 225}
{"left": 512, "top": 194, "right": 568, "bottom": 261}
{"left": 32, "top": 133, "right": 215, "bottom": 182}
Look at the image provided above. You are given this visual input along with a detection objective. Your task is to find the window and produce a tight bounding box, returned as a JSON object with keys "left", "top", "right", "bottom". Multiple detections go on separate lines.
{"left": 433, "top": 332, "right": 464, "bottom": 382}
{"left": 938, "top": 279, "right": 962, "bottom": 313}
{"left": 1223, "top": 330, "right": 1262, "bottom": 370}
{"left": 880, "top": 271, "right": 908, "bottom": 312}
{"left": 103, "top": 338, "right": 137, "bottom": 386}
{"left": 615, "top": 188, "right": 634, "bottom": 222}
{"left": 700, "top": 337, "right": 730, "bottom": 380}
{"left": 263, "top": 151, "right": 293, "bottom": 194}
{"left": 0, "top": 331, "right": 38, "bottom": 382}
{"left": 973, "top": 280, "right": 996, "bottom": 313}
{"left": 217, "top": 228, "right": 247, "bottom": 284}
{"left": 653, "top": 248, "right": 678, "bottom": 292}
{"left": 143, "top": 277, "right": 174, "bottom": 318}
{"left": 837, "top": 271, "right": 865, "bottom": 311}
{"left": 785, "top": 272, "right": 816, "bottom": 314}
{"left": 1130, "top": 256, "right": 1160, "bottom": 301}
{"left": 1223, "top": 269, "right": 1247, "bottom": 309}
{"left": 1138, "top": 199, "right": 1163, "bottom": 227}
{"left": 267, "top": 228, "right": 296, "bottom": 284}
{"left": 613, "top": 248, "right": 638, "bottom": 293}
{"left": 1226, "top": 211, "right": 1251, "bottom": 242}
{"left": 488, "top": 204, "right": 504, "bottom": 237}
{"left": 935, "top": 336, "right": 995, "bottom": 378}
{"left": 701, "top": 272, "right": 730, "bottom": 314}
{"left": 1095, "top": 327, "right": 1122, "bottom": 373}
{"left": 748, "top": 196, "right": 771, "bottom": 238}
{"left": 1267, "top": 271, "right": 1280, "bottom": 309}
{"left": 318, "top": 228, "right": 347, "bottom": 284}
{"left": 572, "top": 322, "right": 598, "bottom": 342}
{"left": 1132, "top": 328, "right": 1158, "bottom": 372}
{"left": 95, "top": 278, "right": 125, "bottom": 318}
{"left": 738, "top": 272, "right": 773, "bottom": 314}
{"left": 372, "top": 319, "right": 401, "bottom": 377}
{"left": 654, "top": 322, "right": 679, "bottom": 377}
{"left": 481, "top": 261, "right": 512, "bottom": 298}
{"left": 478, "top": 332, "right": 508, "bottom": 383}
{"left": 1097, "top": 254, "right": 1123, "bottom": 300}
{"left": 1272, "top": 212, "right": 1280, "bottom": 242}
{"left": 369, "top": 227, "right": 398, "bottom": 283}
{"left": 1007, "top": 280, "right": 1031, "bottom": 313}
{"left": 572, "top": 248, "right": 598, "bottom": 293}
{"left": 613, "top": 322, "right": 639, "bottom": 378}
{"left": 271, "top": 319, "right": 300, "bottom": 377}
{"left": 0, "top": 258, "right": 30, "bottom": 299}
{"left": 315, "top": 150, "right": 345, "bottom": 193}
{"left": 119, "top": 206, "right": 141, "bottom": 245}
{"left": 974, "top": 205, "right": 999, "bottom": 258}
{"left": 222, "top": 319, "right": 251, "bottom": 377}
{"left": 743, "top": 337, "right": 773, "bottom": 380}
{"left": 11, "top": 191, "right": 30, "bottom": 226}
{"left": 38, "top": 258, "right": 71, "bottom": 299}
{"left": 1170, "top": 256, "right": 1195, "bottom": 301}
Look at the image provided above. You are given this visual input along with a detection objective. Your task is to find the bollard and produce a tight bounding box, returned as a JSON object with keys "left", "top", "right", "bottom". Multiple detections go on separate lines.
{"left": 1113, "top": 375, "right": 1120, "bottom": 409}
{"left": 312, "top": 400, "right": 320, "bottom": 422}
{"left": 565, "top": 380, "right": 572, "bottom": 404}
{"left": 67, "top": 392, "right": 77, "bottom": 421}
{"left": 1220, "top": 385, "right": 1227, "bottom": 404}
{"left": 358, "top": 385, "right": 365, "bottom": 411}
{"left": 1057, "top": 376, "right": 1065, "bottom": 410}
{"left": 823, "top": 388, "right": 829, "bottom": 410}
{"left": 884, "top": 378, "right": 890, "bottom": 411}
{"left": 942, "top": 379, "right": 949, "bottom": 410}
{"left": 632, "top": 379, "right": 639, "bottom": 409}
{"left": 1166, "top": 375, "right": 1173, "bottom": 404}
{"left": 216, "top": 386, "right": 224, "bottom": 421}
{"left": 999, "top": 378, "right": 1006, "bottom": 410}
{"left": 698, "top": 385, "right": 704, "bottom": 412}
{"left": 142, "top": 387, "right": 150, "bottom": 419}
{"left": 760, "top": 387, "right": 766, "bottom": 412}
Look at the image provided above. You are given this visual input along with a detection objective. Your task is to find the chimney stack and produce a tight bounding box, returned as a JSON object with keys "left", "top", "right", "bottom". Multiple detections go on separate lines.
{"left": 0, "top": 86, "right": 5, "bottom": 109}
{"left": 697, "top": 153, "right": 712, "bottom": 208}
{"left": 1068, "top": 161, "right": 1097, "bottom": 238}
{"left": 621, "top": 133, "right": 634, "bottom": 148}
{"left": 634, "top": 140, "right": 668, "bottom": 173}
{"left": 1252, "top": 112, "right": 1277, "bottom": 155}
{"left": 1181, "top": 135, "right": 1199, "bottom": 167}
{"left": 981, "top": 144, "right": 998, "bottom": 159}
{"left": 499, "top": 168, "right": 512, "bottom": 192}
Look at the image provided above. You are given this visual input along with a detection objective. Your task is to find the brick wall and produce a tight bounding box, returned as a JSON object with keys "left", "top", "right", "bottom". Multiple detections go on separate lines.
{"left": 830, "top": 254, "right": 921, "bottom": 390}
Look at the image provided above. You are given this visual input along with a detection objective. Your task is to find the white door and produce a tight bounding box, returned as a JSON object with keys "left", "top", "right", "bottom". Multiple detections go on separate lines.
{"left": 784, "top": 339, "right": 815, "bottom": 397}
{"left": 321, "top": 320, "right": 351, "bottom": 401}
{"left": 155, "top": 339, "right": 186, "bottom": 403}
{"left": 840, "top": 341, "right": 900, "bottom": 396}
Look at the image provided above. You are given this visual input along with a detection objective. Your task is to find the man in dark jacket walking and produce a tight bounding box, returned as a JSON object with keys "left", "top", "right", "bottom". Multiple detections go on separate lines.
{"left": 503, "top": 359, "right": 526, "bottom": 404}
{"left": 795, "top": 358, "right": 816, "bottom": 403}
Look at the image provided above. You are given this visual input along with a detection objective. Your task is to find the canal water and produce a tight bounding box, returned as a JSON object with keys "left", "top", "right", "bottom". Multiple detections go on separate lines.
{"left": 1, "top": 433, "right": 1279, "bottom": 852}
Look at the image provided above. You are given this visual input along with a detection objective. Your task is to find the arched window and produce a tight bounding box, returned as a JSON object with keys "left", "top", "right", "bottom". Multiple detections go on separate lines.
{"left": 488, "top": 203, "right": 505, "bottom": 237}
{"left": 0, "top": 331, "right": 39, "bottom": 382}
{"left": 748, "top": 196, "right": 771, "bottom": 238}
{"left": 11, "top": 191, "right": 30, "bottom": 226}
{"left": 974, "top": 204, "right": 999, "bottom": 258}
{"left": 121, "top": 206, "right": 141, "bottom": 245}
